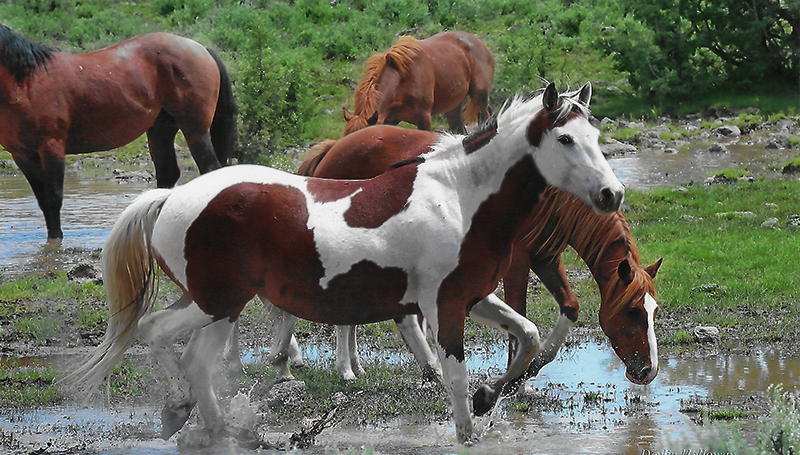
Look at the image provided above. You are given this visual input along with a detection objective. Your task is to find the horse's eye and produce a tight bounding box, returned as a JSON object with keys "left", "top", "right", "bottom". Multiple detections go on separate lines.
{"left": 558, "top": 134, "right": 574, "bottom": 145}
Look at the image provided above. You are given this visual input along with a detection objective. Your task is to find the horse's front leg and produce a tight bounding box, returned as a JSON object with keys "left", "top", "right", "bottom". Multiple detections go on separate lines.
{"left": 13, "top": 145, "right": 66, "bottom": 240}
{"left": 526, "top": 255, "right": 579, "bottom": 379}
{"left": 335, "top": 325, "right": 359, "bottom": 380}
{"left": 468, "top": 294, "right": 541, "bottom": 416}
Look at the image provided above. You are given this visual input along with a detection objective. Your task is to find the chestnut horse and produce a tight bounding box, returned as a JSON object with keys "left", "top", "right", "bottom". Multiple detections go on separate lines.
{"left": 342, "top": 31, "right": 494, "bottom": 136}
{"left": 67, "top": 83, "right": 623, "bottom": 444}
{"left": 0, "top": 25, "right": 237, "bottom": 239}
{"left": 270, "top": 83, "right": 661, "bottom": 390}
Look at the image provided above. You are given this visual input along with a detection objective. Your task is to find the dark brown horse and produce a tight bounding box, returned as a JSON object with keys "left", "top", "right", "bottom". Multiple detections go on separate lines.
{"left": 342, "top": 31, "right": 494, "bottom": 136}
{"left": 0, "top": 25, "right": 237, "bottom": 239}
{"left": 296, "top": 85, "right": 662, "bottom": 388}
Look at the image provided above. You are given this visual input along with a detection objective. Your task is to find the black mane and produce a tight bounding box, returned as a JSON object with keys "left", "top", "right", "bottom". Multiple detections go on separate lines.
{"left": 0, "top": 25, "right": 54, "bottom": 81}
{"left": 462, "top": 114, "right": 498, "bottom": 154}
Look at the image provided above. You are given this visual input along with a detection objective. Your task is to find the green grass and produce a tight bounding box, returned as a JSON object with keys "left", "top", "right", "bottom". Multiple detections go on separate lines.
{"left": 624, "top": 178, "right": 800, "bottom": 344}
{"left": 0, "top": 359, "right": 63, "bottom": 407}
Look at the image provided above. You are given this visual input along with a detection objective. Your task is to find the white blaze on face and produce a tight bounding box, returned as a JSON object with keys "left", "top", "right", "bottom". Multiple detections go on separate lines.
{"left": 644, "top": 293, "right": 659, "bottom": 372}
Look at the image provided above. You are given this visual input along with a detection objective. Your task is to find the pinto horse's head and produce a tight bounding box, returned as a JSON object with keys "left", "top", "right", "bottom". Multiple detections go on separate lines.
{"left": 526, "top": 82, "right": 624, "bottom": 214}
{"left": 600, "top": 254, "right": 663, "bottom": 385}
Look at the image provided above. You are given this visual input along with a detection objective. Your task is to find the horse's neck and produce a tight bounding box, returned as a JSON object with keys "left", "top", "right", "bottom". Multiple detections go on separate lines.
{"left": 529, "top": 189, "right": 635, "bottom": 283}
{"left": 373, "top": 68, "right": 400, "bottom": 116}
{"left": 425, "top": 135, "right": 543, "bottom": 237}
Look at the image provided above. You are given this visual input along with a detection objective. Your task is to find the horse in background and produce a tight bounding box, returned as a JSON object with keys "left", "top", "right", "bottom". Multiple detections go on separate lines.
{"left": 0, "top": 25, "right": 238, "bottom": 239}
{"left": 277, "top": 83, "right": 661, "bottom": 390}
{"left": 66, "top": 83, "right": 624, "bottom": 444}
{"left": 342, "top": 31, "right": 494, "bottom": 136}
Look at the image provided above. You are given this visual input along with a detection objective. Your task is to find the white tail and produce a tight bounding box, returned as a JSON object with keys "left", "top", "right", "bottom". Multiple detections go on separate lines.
{"left": 62, "top": 188, "right": 172, "bottom": 396}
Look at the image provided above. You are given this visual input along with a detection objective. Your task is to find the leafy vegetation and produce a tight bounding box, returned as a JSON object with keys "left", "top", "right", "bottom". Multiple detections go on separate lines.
{"left": 0, "top": 0, "right": 795, "bottom": 162}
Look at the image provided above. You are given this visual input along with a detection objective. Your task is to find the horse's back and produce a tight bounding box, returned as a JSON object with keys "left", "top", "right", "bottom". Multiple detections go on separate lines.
{"left": 315, "top": 126, "right": 438, "bottom": 179}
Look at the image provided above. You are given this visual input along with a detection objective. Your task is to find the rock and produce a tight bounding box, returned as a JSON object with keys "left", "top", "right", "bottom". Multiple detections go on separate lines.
{"left": 664, "top": 148, "right": 679, "bottom": 154}
{"left": 601, "top": 139, "right": 637, "bottom": 157}
{"left": 715, "top": 211, "right": 756, "bottom": 218}
{"left": 714, "top": 125, "right": 741, "bottom": 137}
{"left": 111, "top": 168, "right": 155, "bottom": 183}
{"left": 600, "top": 117, "right": 615, "bottom": 129}
{"left": 264, "top": 380, "right": 307, "bottom": 410}
{"left": 765, "top": 203, "right": 778, "bottom": 209}
{"left": 691, "top": 283, "right": 728, "bottom": 294}
{"left": 679, "top": 214, "right": 702, "bottom": 222}
{"left": 707, "top": 143, "right": 730, "bottom": 153}
{"left": 787, "top": 214, "right": 800, "bottom": 230}
{"left": 67, "top": 263, "right": 102, "bottom": 285}
{"left": 673, "top": 186, "right": 688, "bottom": 193}
{"left": 692, "top": 326, "right": 720, "bottom": 343}
{"left": 761, "top": 217, "right": 780, "bottom": 229}
{"left": 765, "top": 133, "right": 790, "bottom": 149}
{"left": 782, "top": 163, "right": 800, "bottom": 174}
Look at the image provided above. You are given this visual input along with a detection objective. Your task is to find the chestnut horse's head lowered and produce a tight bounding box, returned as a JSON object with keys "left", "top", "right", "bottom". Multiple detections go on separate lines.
{"left": 343, "top": 31, "right": 494, "bottom": 136}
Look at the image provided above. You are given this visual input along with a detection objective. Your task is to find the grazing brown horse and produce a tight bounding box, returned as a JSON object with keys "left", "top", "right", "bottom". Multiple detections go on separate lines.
{"left": 342, "top": 31, "right": 494, "bottom": 136}
{"left": 0, "top": 25, "right": 237, "bottom": 239}
{"left": 284, "top": 83, "right": 662, "bottom": 389}
{"left": 68, "top": 83, "right": 624, "bottom": 444}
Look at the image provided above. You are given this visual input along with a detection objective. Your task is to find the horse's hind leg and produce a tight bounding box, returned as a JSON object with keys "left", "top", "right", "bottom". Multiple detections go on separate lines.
{"left": 395, "top": 315, "right": 442, "bottom": 383}
{"left": 147, "top": 111, "right": 181, "bottom": 188}
{"left": 13, "top": 146, "right": 66, "bottom": 240}
{"left": 182, "top": 129, "right": 222, "bottom": 175}
{"left": 137, "top": 295, "right": 215, "bottom": 439}
{"left": 181, "top": 318, "right": 237, "bottom": 436}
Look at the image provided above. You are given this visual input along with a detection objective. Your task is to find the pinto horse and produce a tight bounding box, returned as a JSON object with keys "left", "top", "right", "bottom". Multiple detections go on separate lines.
{"left": 0, "top": 25, "right": 237, "bottom": 239}
{"left": 264, "top": 85, "right": 662, "bottom": 390}
{"left": 342, "top": 31, "right": 494, "bottom": 136}
{"left": 67, "top": 83, "right": 623, "bottom": 444}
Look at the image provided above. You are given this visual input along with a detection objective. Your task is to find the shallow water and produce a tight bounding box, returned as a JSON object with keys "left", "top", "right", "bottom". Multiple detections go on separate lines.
{"left": 2, "top": 342, "right": 794, "bottom": 454}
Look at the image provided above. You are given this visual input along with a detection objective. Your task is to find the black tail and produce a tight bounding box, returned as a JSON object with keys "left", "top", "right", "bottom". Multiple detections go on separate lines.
{"left": 207, "top": 47, "right": 239, "bottom": 165}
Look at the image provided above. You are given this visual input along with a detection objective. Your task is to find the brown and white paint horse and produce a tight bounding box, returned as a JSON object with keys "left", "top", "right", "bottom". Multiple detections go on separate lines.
{"left": 67, "top": 83, "right": 623, "bottom": 444}
{"left": 342, "top": 31, "right": 495, "bottom": 135}
{"left": 262, "top": 84, "right": 660, "bottom": 390}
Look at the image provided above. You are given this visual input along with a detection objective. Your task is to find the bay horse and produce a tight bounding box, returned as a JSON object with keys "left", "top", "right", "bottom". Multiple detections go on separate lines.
{"left": 270, "top": 83, "right": 661, "bottom": 390}
{"left": 0, "top": 25, "right": 238, "bottom": 240}
{"left": 66, "top": 83, "right": 624, "bottom": 444}
{"left": 342, "top": 31, "right": 494, "bottom": 136}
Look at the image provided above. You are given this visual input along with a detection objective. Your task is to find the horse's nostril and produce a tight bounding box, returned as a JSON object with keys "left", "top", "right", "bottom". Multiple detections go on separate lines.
{"left": 638, "top": 366, "right": 652, "bottom": 381}
{"left": 600, "top": 188, "right": 615, "bottom": 209}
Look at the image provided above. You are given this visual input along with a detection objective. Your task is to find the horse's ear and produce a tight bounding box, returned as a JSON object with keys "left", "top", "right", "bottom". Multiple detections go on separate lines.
{"left": 645, "top": 258, "right": 663, "bottom": 279}
{"left": 367, "top": 110, "right": 379, "bottom": 126}
{"left": 342, "top": 107, "right": 354, "bottom": 122}
{"left": 618, "top": 258, "right": 634, "bottom": 285}
{"left": 543, "top": 82, "right": 559, "bottom": 112}
{"left": 577, "top": 81, "right": 592, "bottom": 106}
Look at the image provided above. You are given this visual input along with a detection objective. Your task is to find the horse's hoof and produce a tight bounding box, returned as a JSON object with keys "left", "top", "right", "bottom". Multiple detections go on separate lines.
{"left": 231, "top": 427, "right": 271, "bottom": 450}
{"left": 161, "top": 401, "right": 196, "bottom": 439}
{"left": 472, "top": 384, "right": 499, "bottom": 417}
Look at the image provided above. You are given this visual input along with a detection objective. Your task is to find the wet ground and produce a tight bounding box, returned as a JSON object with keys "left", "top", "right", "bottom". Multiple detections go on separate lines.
{"left": 1, "top": 126, "right": 798, "bottom": 453}
{"left": 1, "top": 341, "right": 794, "bottom": 454}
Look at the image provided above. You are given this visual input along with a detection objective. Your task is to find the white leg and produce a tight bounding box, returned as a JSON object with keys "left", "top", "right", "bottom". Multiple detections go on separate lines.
{"left": 264, "top": 299, "right": 300, "bottom": 382}
{"left": 468, "top": 294, "right": 541, "bottom": 416}
{"left": 137, "top": 296, "right": 215, "bottom": 439}
{"left": 222, "top": 320, "right": 246, "bottom": 380}
{"left": 526, "top": 313, "right": 573, "bottom": 378}
{"left": 181, "top": 318, "right": 236, "bottom": 435}
{"left": 335, "top": 325, "right": 357, "bottom": 380}
{"left": 348, "top": 325, "right": 366, "bottom": 376}
{"left": 395, "top": 315, "right": 442, "bottom": 382}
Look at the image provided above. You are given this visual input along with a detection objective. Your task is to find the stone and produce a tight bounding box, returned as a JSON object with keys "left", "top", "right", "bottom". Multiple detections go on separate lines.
{"left": 761, "top": 217, "right": 780, "bottom": 229}
{"left": 714, "top": 125, "right": 741, "bottom": 137}
{"left": 692, "top": 326, "right": 720, "bottom": 343}
{"left": 787, "top": 214, "right": 800, "bottom": 230}
{"left": 67, "top": 263, "right": 103, "bottom": 285}
{"left": 691, "top": 283, "right": 728, "bottom": 294}
{"left": 707, "top": 143, "right": 730, "bottom": 153}
{"left": 600, "top": 139, "right": 637, "bottom": 157}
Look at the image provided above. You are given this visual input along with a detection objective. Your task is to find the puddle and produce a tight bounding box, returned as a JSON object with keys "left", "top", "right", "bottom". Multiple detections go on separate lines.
{"left": 1, "top": 341, "right": 792, "bottom": 453}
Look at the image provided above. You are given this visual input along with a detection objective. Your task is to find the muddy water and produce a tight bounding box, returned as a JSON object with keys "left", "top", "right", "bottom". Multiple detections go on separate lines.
{"left": 2, "top": 342, "right": 794, "bottom": 454}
